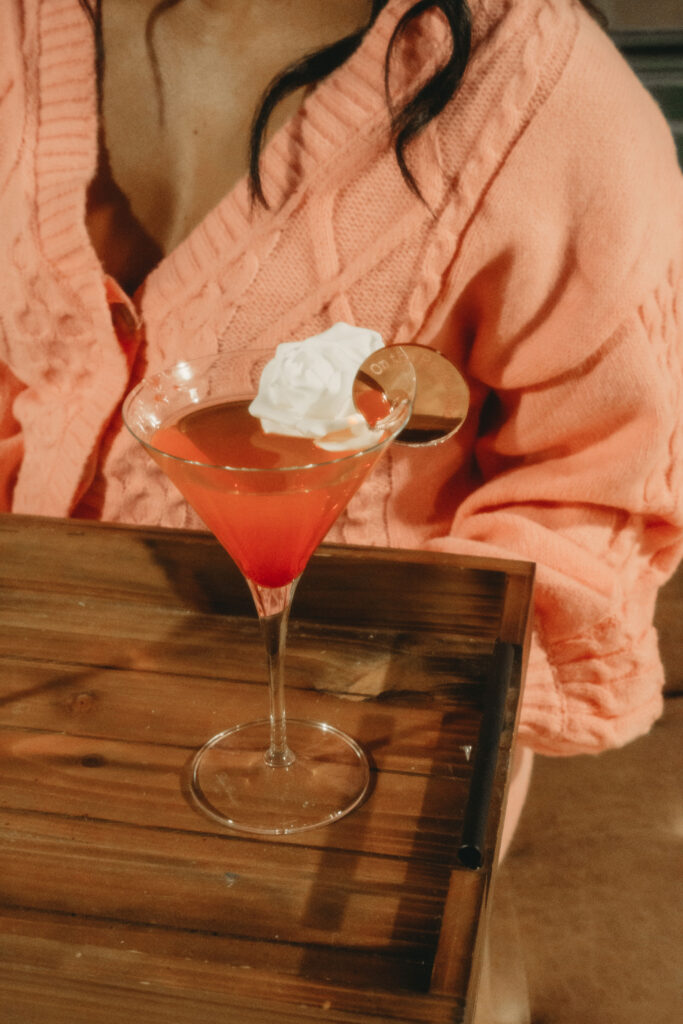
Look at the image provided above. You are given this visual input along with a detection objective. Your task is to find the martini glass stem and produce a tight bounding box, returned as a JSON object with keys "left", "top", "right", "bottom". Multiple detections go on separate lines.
{"left": 247, "top": 578, "right": 300, "bottom": 769}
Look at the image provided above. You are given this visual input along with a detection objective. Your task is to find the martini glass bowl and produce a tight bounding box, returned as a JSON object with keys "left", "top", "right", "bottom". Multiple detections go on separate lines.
{"left": 123, "top": 347, "right": 415, "bottom": 835}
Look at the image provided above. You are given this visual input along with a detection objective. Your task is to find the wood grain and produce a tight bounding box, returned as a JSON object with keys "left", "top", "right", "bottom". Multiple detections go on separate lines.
{"left": 0, "top": 514, "right": 534, "bottom": 1023}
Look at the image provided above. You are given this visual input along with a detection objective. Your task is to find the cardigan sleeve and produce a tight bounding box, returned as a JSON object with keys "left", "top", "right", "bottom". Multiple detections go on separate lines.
{"left": 421, "top": 22, "right": 683, "bottom": 756}
{"left": 426, "top": 283, "right": 682, "bottom": 757}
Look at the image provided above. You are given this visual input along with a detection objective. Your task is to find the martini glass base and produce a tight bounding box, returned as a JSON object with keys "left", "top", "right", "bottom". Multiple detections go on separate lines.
{"left": 189, "top": 719, "right": 370, "bottom": 835}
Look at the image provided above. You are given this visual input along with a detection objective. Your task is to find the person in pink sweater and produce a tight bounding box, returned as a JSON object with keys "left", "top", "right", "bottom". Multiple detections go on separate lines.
{"left": 1, "top": 0, "right": 681, "bottom": 850}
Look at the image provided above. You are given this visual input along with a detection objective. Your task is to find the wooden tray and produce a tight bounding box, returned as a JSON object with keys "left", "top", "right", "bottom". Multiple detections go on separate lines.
{"left": 0, "top": 514, "right": 534, "bottom": 1024}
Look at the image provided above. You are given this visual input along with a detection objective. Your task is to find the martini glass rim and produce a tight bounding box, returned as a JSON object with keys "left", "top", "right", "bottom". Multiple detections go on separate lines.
{"left": 122, "top": 356, "right": 415, "bottom": 475}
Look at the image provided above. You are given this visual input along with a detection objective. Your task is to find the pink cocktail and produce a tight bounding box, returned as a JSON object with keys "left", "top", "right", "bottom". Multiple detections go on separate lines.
{"left": 151, "top": 396, "right": 389, "bottom": 588}
{"left": 123, "top": 347, "right": 415, "bottom": 834}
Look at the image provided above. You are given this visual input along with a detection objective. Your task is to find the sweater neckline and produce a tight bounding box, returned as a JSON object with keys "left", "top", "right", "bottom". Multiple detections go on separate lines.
{"left": 35, "top": 1, "right": 524, "bottom": 321}
{"left": 34, "top": 0, "right": 428, "bottom": 312}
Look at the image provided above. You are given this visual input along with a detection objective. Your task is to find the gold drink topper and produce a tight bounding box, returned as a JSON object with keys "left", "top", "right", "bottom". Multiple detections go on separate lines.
{"left": 353, "top": 344, "right": 469, "bottom": 446}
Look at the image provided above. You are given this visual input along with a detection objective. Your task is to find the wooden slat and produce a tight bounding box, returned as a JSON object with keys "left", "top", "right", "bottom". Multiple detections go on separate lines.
{"left": 0, "top": 727, "right": 471, "bottom": 856}
{"left": 0, "top": 928, "right": 466, "bottom": 1024}
{"left": 0, "top": 514, "right": 510, "bottom": 635}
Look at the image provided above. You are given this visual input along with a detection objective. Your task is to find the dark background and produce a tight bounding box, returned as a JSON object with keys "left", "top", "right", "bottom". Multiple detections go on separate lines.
{"left": 608, "top": 0, "right": 683, "bottom": 163}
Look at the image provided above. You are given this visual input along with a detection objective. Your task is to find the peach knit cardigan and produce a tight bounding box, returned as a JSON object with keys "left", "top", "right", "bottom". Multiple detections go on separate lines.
{"left": 1, "top": 0, "right": 681, "bottom": 756}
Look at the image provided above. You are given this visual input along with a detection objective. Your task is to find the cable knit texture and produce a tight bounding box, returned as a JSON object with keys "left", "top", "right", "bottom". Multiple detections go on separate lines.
{"left": 1, "top": 0, "right": 681, "bottom": 755}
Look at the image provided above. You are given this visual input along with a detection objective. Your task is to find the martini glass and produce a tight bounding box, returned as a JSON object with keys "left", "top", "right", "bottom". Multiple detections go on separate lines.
{"left": 123, "top": 347, "right": 415, "bottom": 835}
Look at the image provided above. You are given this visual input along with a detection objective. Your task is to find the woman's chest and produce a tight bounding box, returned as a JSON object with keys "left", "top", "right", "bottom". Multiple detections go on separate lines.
{"left": 89, "top": 0, "right": 371, "bottom": 280}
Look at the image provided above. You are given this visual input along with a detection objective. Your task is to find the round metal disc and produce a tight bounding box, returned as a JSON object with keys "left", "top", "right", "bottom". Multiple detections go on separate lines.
{"left": 353, "top": 344, "right": 469, "bottom": 446}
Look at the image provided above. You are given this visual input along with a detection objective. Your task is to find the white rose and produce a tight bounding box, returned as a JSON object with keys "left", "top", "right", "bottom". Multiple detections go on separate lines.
{"left": 248, "top": 323, "right": 385, "bottom": 451}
